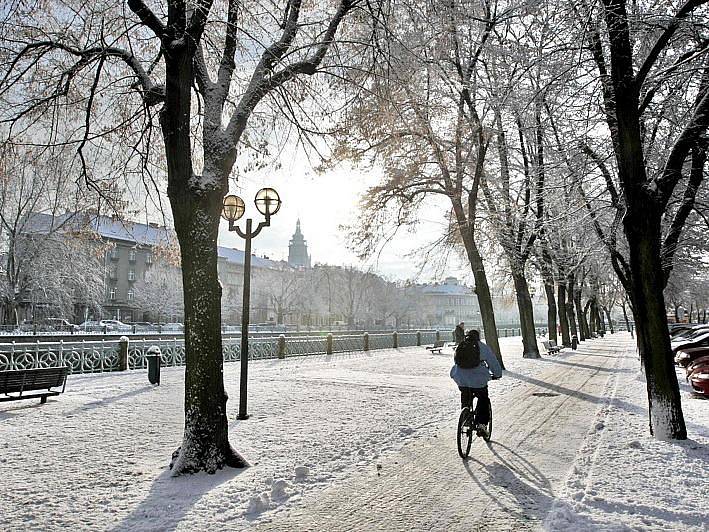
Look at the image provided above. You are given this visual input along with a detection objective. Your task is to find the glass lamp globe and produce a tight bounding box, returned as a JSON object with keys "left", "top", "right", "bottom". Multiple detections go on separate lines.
{"left": 254, "top": 187, "right": 281, "bottom": 216}
{"left": 221, "top": 194, "right": 245, "bottom": 222}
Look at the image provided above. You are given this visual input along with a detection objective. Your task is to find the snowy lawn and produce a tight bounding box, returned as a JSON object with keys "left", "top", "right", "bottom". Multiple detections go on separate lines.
{"left": 0, "top": 337, "right": 547, "bottom": 531}
{"left": 545, "top": 341, "right": 709, "bottom": 531}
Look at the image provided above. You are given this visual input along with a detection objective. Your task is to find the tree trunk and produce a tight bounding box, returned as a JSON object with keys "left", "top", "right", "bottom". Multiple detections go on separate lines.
{"left": 169, "top": 188, "right": 245, "bottom": 474}
{"left": 162, "top": 46, "right": 244, "bottom": 474}
{"left": 603, "top": 307, "right": 615, "bottom": 334}
{"left": 575, "top": 288, "right": 588, "bottom": 340}
{"left": 511, "top": 268, "right": 540, "bottom": 358}
{"left": 557, "top": 281, "right": 571, "bottom": 346}
{"left": 470, "top": 253, "right": 505, "bottom": 368}
{"left": 539, "top": 250, "right": 557, "bottom": 344}
{"left": 621, "top": 300, "right": 632, "bottom": 335}
{"left": 584, "top": 299, "right": 594, "bottom": 335}
{"left": 566, "top": 275, "right": 578, "bottom": 342}
{"left": 597, "top": 303, "right": 606, "bottom": 334}
{"left": 452, "top": 201, "right": 503, "bottom": 366}
{"left": 3, "top": 298, "right": 18, "bottom": 326}
{"left": 543, "top": 276, "right": 557, "bottom": 344}
{"left": 624, "top": 208, "right": 687, "bottom": 439}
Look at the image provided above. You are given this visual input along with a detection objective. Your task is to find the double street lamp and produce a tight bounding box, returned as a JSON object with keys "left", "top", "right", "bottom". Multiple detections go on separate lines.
{"left": 222, "top": 188, "right": 282, "bottom": 420}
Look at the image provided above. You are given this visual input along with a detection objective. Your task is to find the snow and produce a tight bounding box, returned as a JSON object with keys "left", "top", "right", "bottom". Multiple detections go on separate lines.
{"left": 1, "top": 333, "right": 707, "bottom": 530}
{"left": 544, "top": 347, "right": 709, "bottom": 531}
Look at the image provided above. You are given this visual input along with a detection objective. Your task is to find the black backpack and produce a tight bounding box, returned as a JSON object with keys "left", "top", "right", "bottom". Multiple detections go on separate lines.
{"left": 455, "top": 338, "right": 481, "bottom": 368}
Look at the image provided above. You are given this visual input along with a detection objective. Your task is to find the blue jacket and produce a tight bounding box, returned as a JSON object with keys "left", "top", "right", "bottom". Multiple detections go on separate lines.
{"left": 450, "top": 341, "right": 503, "bottom": 388}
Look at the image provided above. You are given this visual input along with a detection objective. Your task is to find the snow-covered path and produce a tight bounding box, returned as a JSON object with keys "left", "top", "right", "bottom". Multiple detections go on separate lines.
{"left": 2, "top": 333, "right": 707, "bottom": 531}
{"left": 255, "top": 336, "right": 631, "bottom": 531}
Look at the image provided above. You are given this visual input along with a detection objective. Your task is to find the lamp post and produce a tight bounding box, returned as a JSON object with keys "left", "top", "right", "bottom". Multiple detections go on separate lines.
{"left": 221, "top": 188, "right": 282, "bottom": 420}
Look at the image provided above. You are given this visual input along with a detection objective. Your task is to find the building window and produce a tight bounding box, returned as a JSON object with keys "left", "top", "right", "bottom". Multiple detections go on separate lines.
{"left": 109, "top": 247, "right": 120, "bottom": 261}
{"left": 109, "top": 287, "right": 117, "bottom": 300}
{"left": 128, "top": 269, "right": 136, "bottom": 281}
{"left": 109, "top": 266, "right": 118, "bottom": 280}
{"left": 127, "top": 289, "right": 134, "bottom": 301}
{"left": 129, "top": 249, "right": 137, "bottom": 262}
{"left": 145, "top": 252, "right": 153, "bottom": 265}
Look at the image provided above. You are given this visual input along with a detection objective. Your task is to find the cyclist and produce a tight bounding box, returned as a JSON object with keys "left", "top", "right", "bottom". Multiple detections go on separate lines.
{"left": 450, "top": 329, "right": 502, "bottom": 435}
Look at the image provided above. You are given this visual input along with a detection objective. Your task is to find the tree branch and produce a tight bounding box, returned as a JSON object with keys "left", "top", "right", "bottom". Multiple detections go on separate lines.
{"left": 635, "top": 0, "right": 709, "bottom": 89}
{"left": 661, "top": 143, "right": 706, "bottom": 284}
{"left": 127, "top": 0, "right": 167, "bottom": 40}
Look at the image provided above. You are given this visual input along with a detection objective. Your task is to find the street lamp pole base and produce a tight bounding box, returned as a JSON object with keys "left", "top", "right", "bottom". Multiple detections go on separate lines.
{"left": 236, "top": 413, "right": 250, "bottom": 420}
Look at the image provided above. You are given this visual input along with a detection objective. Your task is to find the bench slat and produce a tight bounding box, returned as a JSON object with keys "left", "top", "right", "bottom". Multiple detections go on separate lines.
{"left": 0, "top": 367, "right": 68, "bottom": 396}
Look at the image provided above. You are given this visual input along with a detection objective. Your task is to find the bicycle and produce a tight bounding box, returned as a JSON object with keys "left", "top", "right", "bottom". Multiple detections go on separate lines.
{"left": 456, "top": 376, "right": 499, "bottom": 458}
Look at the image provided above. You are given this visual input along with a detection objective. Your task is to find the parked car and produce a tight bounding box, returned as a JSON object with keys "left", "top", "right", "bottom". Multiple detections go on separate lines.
{"left": 675, "top": 346, "right": 709, "bottom": 367}
{"left": 671, "top": 330, "right": 709, "bottom": 353}
{"left": 43, "top": 318, "right": 79, "bottom": 332}
{"left": 128, "top": 322, "right": 153, "bottom": 330}
{"left": 670, "top": 325, "right": 709, "bottom": 343}
{"left": 686, "top": 357, "right": 709, "bottom": 396}
{"left": 100, "top": 319, "right": 131, "bottom": 332}
{"left": 78, "top": 319, "right": 130, "bottom": 332}
{"left": 670, "top": 325, "right": 697, "bottom": 338}
{"left": 686, "top": 355, "right": 709, "bottom": 378}
{"left": 79, "top": 320, "right": 102, "bottom": 330}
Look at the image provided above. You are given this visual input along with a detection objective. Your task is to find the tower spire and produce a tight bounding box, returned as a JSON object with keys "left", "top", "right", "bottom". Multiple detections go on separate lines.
{"left": 288, "top": 219, "right": 311, "bottom": 268}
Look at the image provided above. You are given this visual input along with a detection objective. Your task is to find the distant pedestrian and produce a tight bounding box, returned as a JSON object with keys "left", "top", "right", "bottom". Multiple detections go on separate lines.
{"left": 454, "top": 322, "right": 465, "bottom": 345}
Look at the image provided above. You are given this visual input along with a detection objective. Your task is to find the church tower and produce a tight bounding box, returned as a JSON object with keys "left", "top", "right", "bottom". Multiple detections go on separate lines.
{"left": 288, "top": 219, "right": 311, "bottom": 268}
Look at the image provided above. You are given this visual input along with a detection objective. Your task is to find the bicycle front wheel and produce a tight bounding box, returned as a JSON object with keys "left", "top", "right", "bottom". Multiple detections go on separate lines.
{"left": 457, "top": 407, "right": 473, "bottom": 458}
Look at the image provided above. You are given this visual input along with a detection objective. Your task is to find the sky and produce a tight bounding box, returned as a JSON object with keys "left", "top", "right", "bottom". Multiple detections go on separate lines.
{"left": 215, "top": 156, "right": 469, "bottom": 283}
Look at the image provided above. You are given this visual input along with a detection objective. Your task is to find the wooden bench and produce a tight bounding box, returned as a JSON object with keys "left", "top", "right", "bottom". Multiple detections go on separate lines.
{"left": 542, "top": 340, "right": 562, "bottom": 354}
{"left": 0, "top": 367, "right": 69, "bottom": 404}
{"left": 426, "top": 341, "right": 445, "bottom": 354}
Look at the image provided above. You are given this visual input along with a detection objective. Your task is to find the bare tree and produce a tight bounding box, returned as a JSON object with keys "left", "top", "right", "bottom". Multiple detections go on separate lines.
{"left": 133, "top": 260, "right": 184, "bottom": 323}
{"left": 253, "top": 266, "right": 309, "bottom": 325}
{"left": 329, "top": 0, "right": 506, "bottom": 362}
{"left": 571, "top": 0, "right": 709, "bottom": 439}
{"left": 0, "top": 144, "right": 112, "bottom": 323}
{"left": 1, "top": 0, "right": 366, "bottom": 473}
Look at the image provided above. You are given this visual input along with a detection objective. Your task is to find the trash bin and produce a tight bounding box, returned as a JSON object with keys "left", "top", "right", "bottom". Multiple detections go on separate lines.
{"left": 571, "top": 335, "right": 578, "bottom": 350}
{"left": 146, "top": 346, "right": 161, "bottom": 385}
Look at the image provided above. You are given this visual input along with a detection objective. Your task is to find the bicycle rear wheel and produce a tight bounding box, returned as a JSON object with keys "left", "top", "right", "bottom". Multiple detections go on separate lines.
{"left": 457, "top": 406, "right": 473, "bottom": 458}
{"left": 482, "top": 402, "right": 493, "bottom": 442}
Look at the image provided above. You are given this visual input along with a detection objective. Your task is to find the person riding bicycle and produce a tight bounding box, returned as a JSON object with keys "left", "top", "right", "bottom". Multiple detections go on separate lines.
{"left": 450, "top": 329, "right": 502, "bottom": 435}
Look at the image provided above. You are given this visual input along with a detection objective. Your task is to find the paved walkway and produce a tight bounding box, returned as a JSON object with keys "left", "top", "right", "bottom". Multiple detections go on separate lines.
{"left": 255, "top": 336, "right": 634, "bottom": 531}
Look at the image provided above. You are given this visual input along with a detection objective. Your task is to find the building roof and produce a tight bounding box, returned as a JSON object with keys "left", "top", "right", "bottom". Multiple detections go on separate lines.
{"left": 217, "top": 246, "right": 281, "bottom": 269}
{"left": 421, "top": 277, "right": 475, "bottom": 296}
{"left": 23, "top": 212, "right": 173, "bottom": 246}
{"left": 24, "top": 212, "right": 281, "bottom": 269}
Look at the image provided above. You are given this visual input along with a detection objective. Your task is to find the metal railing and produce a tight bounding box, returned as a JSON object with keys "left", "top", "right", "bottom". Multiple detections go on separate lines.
{"left": 0, "top": 330, "right": 425, "bottom": 374}
{"left": 0, "top": 327, "right": 547, "bottom": 375}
